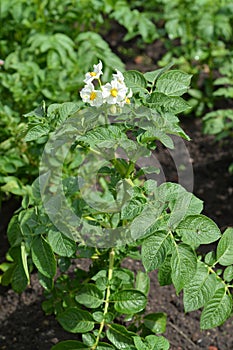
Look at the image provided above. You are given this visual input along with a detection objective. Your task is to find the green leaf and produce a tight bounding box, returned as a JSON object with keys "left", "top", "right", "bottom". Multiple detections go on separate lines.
{"left": 112, "top": 289, "right": 147, "bottom": 314}
{"left": 124, "top": 70, "right": 147, "bottom": 93}
{"left": 1, "top": 264, "right": 15, "bottom": 287}
{"left": 106, "top": 324, "right": 136, "bottom": 349}
{"left": 156, "top": 70, "right": 192, "bottom": 96}
{"left": 96, "top": 343, "right": 115, "bottom": 350}
{"left": 57, "top": 102, "right": 81, "bottom": 120}
{"left": 81, "top": 125, "right": 126, "bottom": 149}
{"left": 76, "top": 284, "right": 104, "bottom": 308}
{"left": 168, "top": 192, "right": 203, "bottom": 229}
{"left": 133, "top": 336, "right": 147, "bottom": 350}
{"left": 113, "top": 268, "right": 134, "bottom": 285}
{"left": 51, "top": 340, "right": 89, "bottom": 350}
{"left": 146, "top": 92, "right": 190, "bottom": 114}
{"left": 82, "top": 333, "right": 95, "bottom": 347}
{"left": 145, "top": 335, "right": 169, "bottom": 350}
{"left": 11, "top": 262, "right": 29, "bottom": 293}
{"left": 47, "top": 230, "right": 76, "bottom": 257}
{"left": 140, "top": 129, "right": 174, "bottom": 149}
{"left": 217, "top": 228, "right": 233, "bottom": 266}
{"left": 38, "top": 271, "right": 53, "bottom": 291}
{"left": 134, "top": 335, "right": 169, "bottom": 350}
{"left": 171, "top": 243, "right": 197, "bottom": 294}
{"left": 144, "top": 313, "right": 167, "bottom": 334}
{"left": 7, "top": 215, "right": 23, "bottom": 247}
{"left": 135, "top": 271, "right": 150, "bottom": 296}
{"left": 25, "top": 125, "right": 48, "bottom": 142}
{"left": 204, "top": 251, "right": 216, "bottom": 266}
{"left": 183, "top": 262, "right": 218, "bottom": 312}
{"left": 20, "top": 243, "right": 29, "bottom": 282}
{"left": 224, "top": 266, "right": 233, "bottom": 282}
{"left": 8, "top": 246, "right": 29, "bottom": 292}
{"left": 31, "top": 236, "right": 56, "bottom": 278}
{"left": 144, "top": 63, "right": 174, "bottom": 83}
{"left": 57, "top": 308, "right": 94, "bottom": 333}
{"left": 121, "top": 197, "right": 146, "bottom": 220}
{"left": 142, "top": 231, "right": 171, "bottom": 272}
{"left": 203, "top": 112, "right": 225, "bottom": 135}
{"left": 200, "top": 288, "right": 232, "bottom": 329}
{"left": 130, "top": 204, "right": 164, "bottom": 240}
{"left": 176, "top": 215, "right": 221, "bottom": 247}
{"left": 157, "top": 256, "right": 172, "bottom": 286}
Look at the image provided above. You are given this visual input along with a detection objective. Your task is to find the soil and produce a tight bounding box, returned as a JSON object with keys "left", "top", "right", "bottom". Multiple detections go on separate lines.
{"left": 0, "top": 24, "right": 233, "bottom": 350}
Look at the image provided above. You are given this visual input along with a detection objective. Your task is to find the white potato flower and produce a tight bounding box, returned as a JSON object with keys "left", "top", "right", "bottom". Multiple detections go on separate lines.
{"left": 80, "top": 83, "right": 103, "bottom": 107}
{"left": 118, "top": 88, "right": 133, "bottom": 107}
{"left": 84, "top": 60, "right": 103, "bottom": 83}
{"left": 112, "top": 69, "right": 125, "bottom": 84}
{"left": 102, "top": 79, "right": 128, "bottom": 105}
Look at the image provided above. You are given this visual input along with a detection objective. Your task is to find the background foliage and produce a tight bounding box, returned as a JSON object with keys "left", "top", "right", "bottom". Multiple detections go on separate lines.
{"left": 1, "top": 0, "right": 233, "bottom": 200}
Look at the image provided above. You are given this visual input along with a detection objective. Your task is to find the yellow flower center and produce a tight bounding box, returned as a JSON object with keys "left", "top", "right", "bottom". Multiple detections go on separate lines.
{"left": 90, "top": 91, "right": 97, "bottom": 101}
{"left": 126, "top": 98, "right": 130, "bottom": 104}
{"left": 110, "top": 88, "right": 118, "bottom": 97}
{"left": 90, "top": 72, "right": 97, "bottom": 77}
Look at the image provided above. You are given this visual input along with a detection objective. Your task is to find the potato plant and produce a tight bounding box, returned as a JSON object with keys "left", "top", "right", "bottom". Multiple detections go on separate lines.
{"left": 1, "top": 63, "right": 233, "bottom": 349}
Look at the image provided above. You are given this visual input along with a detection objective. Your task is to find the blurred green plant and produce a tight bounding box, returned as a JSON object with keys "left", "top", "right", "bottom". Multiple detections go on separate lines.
{"left": 0, "top": 0, "right": 124, "bottom": 200}
{"left": 0, "top": 0, "right": 163, "bottom": 202}
{"left": 155, "top": 0, "right": 233, "bottom": 115}
{"left": 203, "top": 57, "right": 233, "bottom": 140}
{"left": 2, "top": 0, "right": 233, "bottom": 202}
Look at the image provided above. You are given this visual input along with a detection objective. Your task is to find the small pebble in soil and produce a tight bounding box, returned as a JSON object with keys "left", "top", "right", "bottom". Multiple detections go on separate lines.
{"left": 50, "top": 337, "right": 59, "bottom": 344}
{"left": 208, "top": 346, "right": 218, "bottom": 350}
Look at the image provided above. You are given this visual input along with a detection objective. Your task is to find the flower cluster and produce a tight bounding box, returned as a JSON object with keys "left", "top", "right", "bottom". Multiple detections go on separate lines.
{"left": 80, "top": 61, "right": 132, "bottom": 107}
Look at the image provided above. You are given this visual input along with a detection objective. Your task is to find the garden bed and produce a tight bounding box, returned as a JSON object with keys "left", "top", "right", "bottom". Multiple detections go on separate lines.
{"left": 1, "top": 14, "right": 233, "bottom": 349}
{"left": 0, "top": 116, "right": 232, "bottom": 350}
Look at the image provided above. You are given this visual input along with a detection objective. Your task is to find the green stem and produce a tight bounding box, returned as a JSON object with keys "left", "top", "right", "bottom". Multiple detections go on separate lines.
{"left": 125, "top": 160, "right": 135, "bottom": 178}
{"left": 92, "top": 248, "right": 115, "bottom": 350}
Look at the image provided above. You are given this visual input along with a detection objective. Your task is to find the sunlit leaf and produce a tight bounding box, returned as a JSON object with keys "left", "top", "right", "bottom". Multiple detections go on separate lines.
{"left": 183, "top": 261, "right": 219, "bottom": 312}
{"left": 171, "top": 243, "right": 197, "bottom": 293}
{"left": 57, "top": 308, "right": 94, "bottom": 333}
{"left": 112, "top": 289, "right": 147, "bottom": 314}
{"left": 217, "top": 228, "right": 233, "bottom": 266}
{"left": 142, "top": 231, "right": 172, "bottom": 272}
{"left": 200, "top": 288, "right": 232, "bottom": 329}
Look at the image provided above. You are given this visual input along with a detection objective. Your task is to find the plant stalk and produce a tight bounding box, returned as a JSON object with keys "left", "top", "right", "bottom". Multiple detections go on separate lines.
{"left": 92, "top": 248, "right": 115, "bottom": 349}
